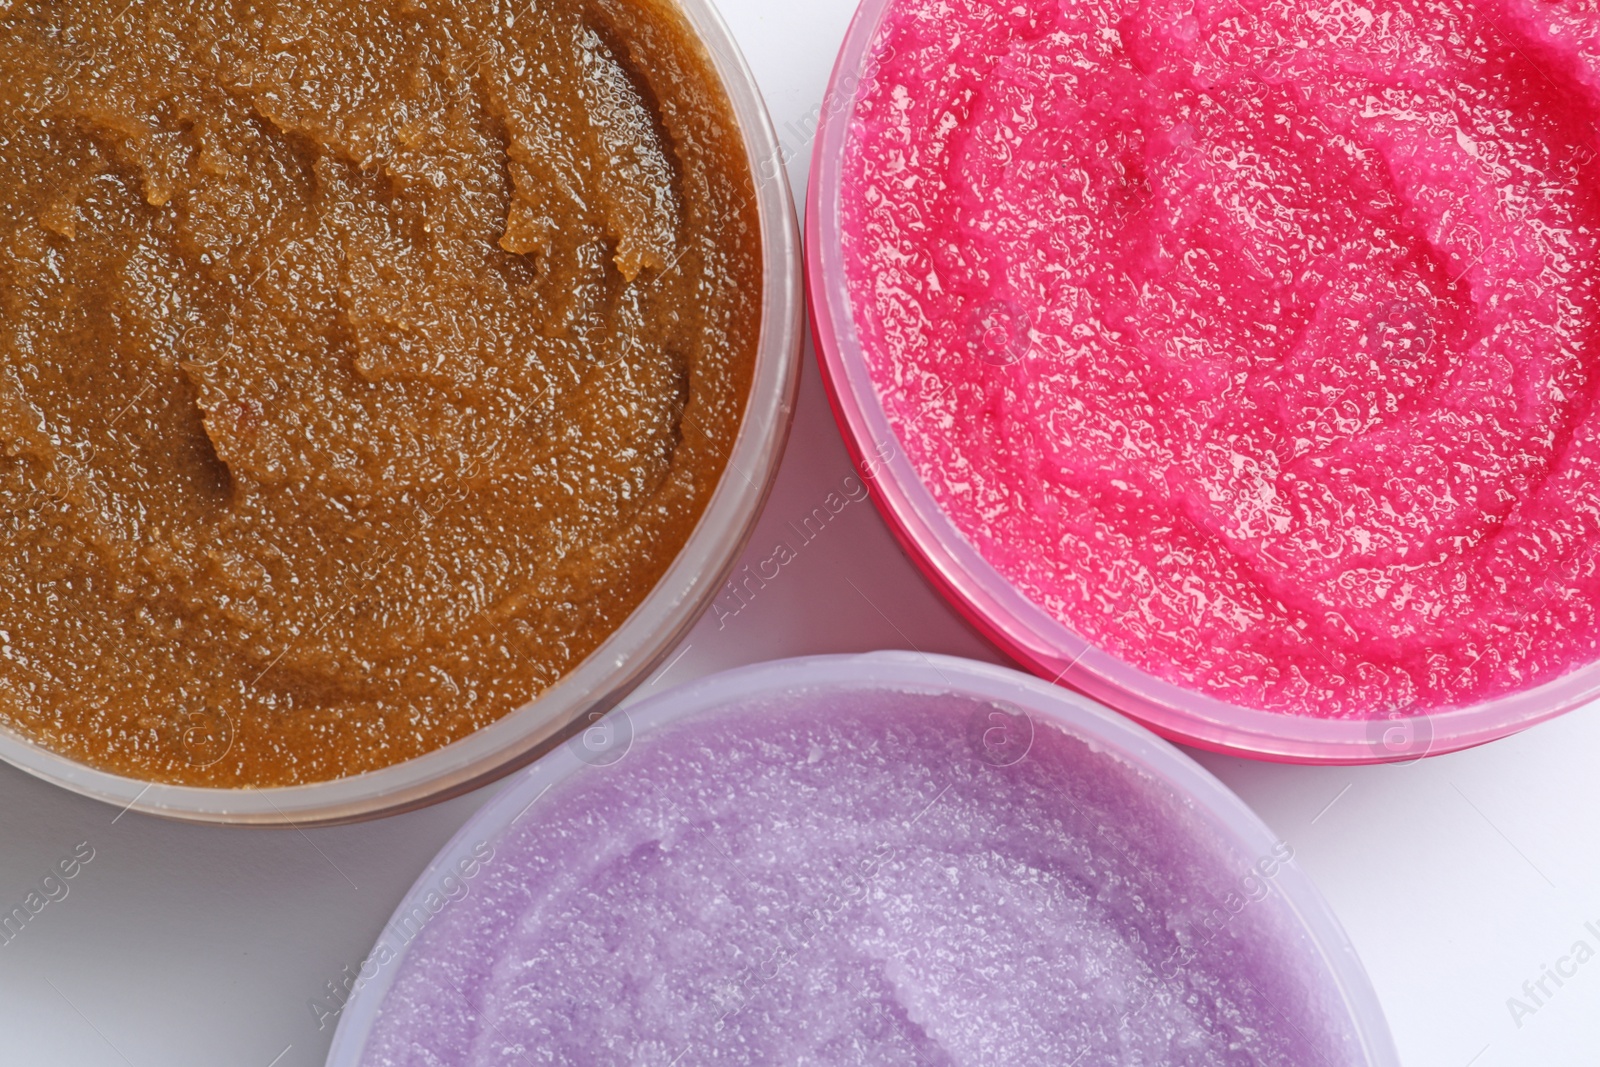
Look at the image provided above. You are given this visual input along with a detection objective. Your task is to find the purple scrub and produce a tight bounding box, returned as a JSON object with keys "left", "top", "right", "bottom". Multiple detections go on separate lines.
{"left": 360, "top": 688, "right": 1358, "bottom": 1065}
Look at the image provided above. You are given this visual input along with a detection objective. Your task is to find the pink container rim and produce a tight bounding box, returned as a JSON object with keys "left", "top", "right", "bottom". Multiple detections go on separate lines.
{"left": 326, "top": 652, "right": 1400, "bottom": 1066}
{"left": 803, "top": 0, "right": 1600, "bottom": 766}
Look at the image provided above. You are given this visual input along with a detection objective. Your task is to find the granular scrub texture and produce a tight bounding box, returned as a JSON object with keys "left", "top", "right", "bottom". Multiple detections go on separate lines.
{"left": 360, "top": 688, "right": 1361, "bottom": 1066}
{"left": 842, "top": 0, "right": 1600, "bottom": 717}
{"left": 0, "top": 0, "right": 760, "bottom": 786}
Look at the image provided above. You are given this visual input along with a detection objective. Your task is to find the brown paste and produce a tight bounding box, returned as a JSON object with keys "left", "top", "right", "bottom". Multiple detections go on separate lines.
{"left": 0, "top": 0, "right": 761, "bottom": 787}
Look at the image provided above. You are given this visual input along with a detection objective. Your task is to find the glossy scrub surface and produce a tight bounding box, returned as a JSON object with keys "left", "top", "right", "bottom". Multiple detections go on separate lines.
{"left": 361, "top": 688, "right": 1359, "bottom": 1066}
{"left": 0, "top": 0, "right": 759, "bottom": 785}
{"left": 842, "top": 0, "right": 1600, "bottom": 716}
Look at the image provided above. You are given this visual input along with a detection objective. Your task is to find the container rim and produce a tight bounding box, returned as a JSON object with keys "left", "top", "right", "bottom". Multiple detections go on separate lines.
{"left": 803, "top": 0, "right": 1600, "bottom": 765}
{"left": 323, "top": 651, "right": 1402, "bottom": 1067}
{"left": 0, "top": 0, "right": 805, "bottom": 826}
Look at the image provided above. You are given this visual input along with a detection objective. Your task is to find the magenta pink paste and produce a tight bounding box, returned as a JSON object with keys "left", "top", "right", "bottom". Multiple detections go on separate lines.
{"left": 842, "top": 0, "right": 1600, "bottom": 717}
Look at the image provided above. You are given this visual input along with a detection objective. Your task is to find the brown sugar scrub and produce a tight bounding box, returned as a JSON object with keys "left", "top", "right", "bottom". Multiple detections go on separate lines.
{"left": 0, "top": 0, "right": 761, "bottom": 788}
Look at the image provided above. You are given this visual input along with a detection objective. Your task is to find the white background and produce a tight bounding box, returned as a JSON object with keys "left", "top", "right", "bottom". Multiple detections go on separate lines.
{"left": 2, "top": 1, "right": 1598, "bottom": 1064}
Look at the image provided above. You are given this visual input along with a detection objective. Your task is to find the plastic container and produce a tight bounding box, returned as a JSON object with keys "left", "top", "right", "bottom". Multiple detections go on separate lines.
{"left": 324, "top": 652, "right": 1401, "bottom": 1066}
{"left": 0, "top": 0, "right": 804, "bottom": 827}
{"left": 804, "top": 0, "right": 1600, "bottom": 765}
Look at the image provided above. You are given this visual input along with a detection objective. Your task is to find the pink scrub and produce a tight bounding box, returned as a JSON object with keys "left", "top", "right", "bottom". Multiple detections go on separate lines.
{"left": 841, "top": 0, "right": 1600, "bottom": 717}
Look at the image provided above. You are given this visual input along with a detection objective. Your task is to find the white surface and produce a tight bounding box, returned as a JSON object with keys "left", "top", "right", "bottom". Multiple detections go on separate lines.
{"left": 1, "top": 2, "right": 1596, "bottom": 1064}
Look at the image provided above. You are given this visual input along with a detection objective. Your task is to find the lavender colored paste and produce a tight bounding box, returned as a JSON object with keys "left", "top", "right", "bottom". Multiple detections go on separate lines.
{"left": 359, "top": 688, "right": 1360, "bottom": 1065}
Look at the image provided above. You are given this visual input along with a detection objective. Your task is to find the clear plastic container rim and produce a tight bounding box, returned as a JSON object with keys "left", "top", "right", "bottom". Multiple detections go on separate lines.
{"left": 323, "top": 651, "right": 1402, "bottom": 1067}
